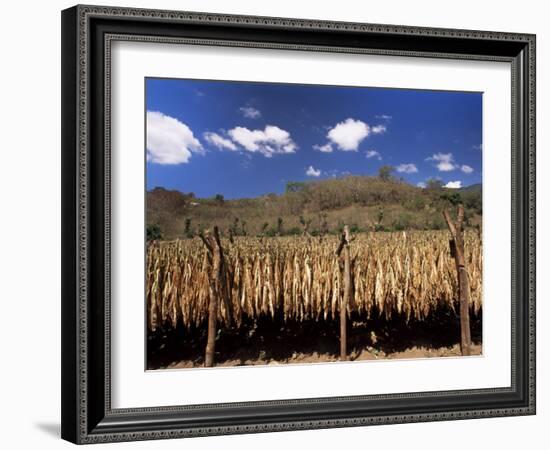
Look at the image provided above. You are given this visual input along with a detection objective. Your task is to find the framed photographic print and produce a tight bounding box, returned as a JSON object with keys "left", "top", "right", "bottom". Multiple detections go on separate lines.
{"left": 61, "top": 5, "right": 536, "bottom": 444}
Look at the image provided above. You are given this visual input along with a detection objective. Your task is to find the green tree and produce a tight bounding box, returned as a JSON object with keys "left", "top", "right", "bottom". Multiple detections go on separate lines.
{"left": 146, "top": 224, "right": 162, "bottom": 241}
{"left": 214, "top": 194, "right": 225, "bottom": 204}
{"left": 276, "top": 217, "right": 284, "bottom": 236}
{"left": 426, "top": 178, "right": 443, "bottom": 190}
{"left": 285, "top": 181, "right": 308, "bottom": 193}
{"left": 349, "top": 223, "right": 360, "bottom": 233}
{"left": 405, "top": 195, "right": 425, "bottom": 211}
{"left": 184, "top": 218, "right": 193, "bottom": 238}
{"left": 463, "top": 192, "right": 482, "bottom": 214}
{"left": 440, "top": 191, "right": 462, "bottom": 206}
{"left": 378, "top": 165, "right": 394, "bottom": 181}
{"left": 393, "top": 213, "right": 412, "bottom": 231}
{"left": 287, "top": 227, "right": 302, "bottom": 235}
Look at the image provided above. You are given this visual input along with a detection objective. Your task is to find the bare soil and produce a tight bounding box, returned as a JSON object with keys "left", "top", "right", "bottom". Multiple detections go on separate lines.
{"left": 147, "top": 308, "right": 482, "bottom": 370}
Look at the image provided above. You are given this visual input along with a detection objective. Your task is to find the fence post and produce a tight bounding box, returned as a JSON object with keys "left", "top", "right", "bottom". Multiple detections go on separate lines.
{"left": 336, "top": 225, "right": 352, "bottom": 361}
{"left": 443, "top": 205, "right": 472, "bottom": 356}
{"left": 200, "top": 226, "right": 226, "bottom": 367}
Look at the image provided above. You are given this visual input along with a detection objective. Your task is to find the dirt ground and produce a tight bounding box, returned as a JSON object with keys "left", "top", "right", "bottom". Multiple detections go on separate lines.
{"left": 147, "top": 309, "right": 482, "bottom": 370}
{"left": 162, "top": 343, "right": 483, "bottom": 369}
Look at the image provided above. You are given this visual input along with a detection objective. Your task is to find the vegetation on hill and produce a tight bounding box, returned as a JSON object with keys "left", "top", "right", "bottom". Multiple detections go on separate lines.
{"left": 147, "top": 175, "right": 482, "bottom": 240}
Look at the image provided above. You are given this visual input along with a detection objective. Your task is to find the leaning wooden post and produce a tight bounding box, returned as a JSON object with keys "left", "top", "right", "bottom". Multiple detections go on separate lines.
{"left": 336, "top": 225, "right": 352, "bottom": 361}
{"left": 199, "top": 226, "right": 225, "bottom": 367}
{"left": 443, "top": 205, "right": 472, "bottom": 356}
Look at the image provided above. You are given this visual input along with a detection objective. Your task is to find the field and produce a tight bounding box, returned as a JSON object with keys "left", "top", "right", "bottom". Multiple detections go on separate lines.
{"left": 147, "top": 230, "right": 482, "bottom": 369}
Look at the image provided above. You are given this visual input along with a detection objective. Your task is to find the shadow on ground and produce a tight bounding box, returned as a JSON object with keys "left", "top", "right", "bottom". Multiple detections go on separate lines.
{"left": 147, "top": 307, "right": 482, "bottom": 369}
{"left": 35, "top": 423, "right": 60, "bottom": 438}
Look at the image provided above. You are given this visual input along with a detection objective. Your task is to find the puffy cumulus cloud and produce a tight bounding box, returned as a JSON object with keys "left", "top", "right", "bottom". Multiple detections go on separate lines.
{"left": 306, "top": 165, "right": 321, "bottom": 177}
{"left": 239, "top": 106, "right": 261, "bottom": 119}
{"left": 326, "top": 118, "right": 370, "bottom": 151}
{"left": 366, "top": 149, "right": 381, "bottom": 160}
{"left": 203, "top": 132, "right": 237, "bottom": 151}
{"left": 461, "top": 164, "right": 474, "bottom": 174}
{"left": 313, "top": 143, "right": 333, "bottom": 153}
{"left": 417, "top": 182, "right": 427, "bottom": 188}
{"left": 444, "top": 181, "right": 462, "bottom": 189}
{"left": 228, "top": 125, "right": 297, "bottom": 157}
{"left": 371, "top": 124, "right": 387, "bottom": 134}
{"left": 146, "top": 111, "right": 202, "bottom": 164}
{"left": 426, "top": 152, "right": 456, "bottom": 172}
{"left": 396, "top": 163, "right": 418, "bottom": 174}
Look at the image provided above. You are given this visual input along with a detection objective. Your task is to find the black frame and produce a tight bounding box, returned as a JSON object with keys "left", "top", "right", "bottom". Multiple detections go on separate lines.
{"left": 61, "top": 4, "right": 536, "bottom": 444}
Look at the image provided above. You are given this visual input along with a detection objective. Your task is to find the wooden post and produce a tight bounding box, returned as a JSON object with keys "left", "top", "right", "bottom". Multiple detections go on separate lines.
{"left": 443, "top": 205, "right": 472, "bottom": 356}
{"left": 199, "top": 226, "right": 227, "bottom": 367}
{"left": 214, "top": 227, "right": 233, "bottom": 328}
{"left": 336, "top": 225, "right": 352, "bottom": 361}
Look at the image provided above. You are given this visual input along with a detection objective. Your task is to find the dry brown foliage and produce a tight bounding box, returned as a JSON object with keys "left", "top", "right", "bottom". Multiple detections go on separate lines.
{"left": 147, "top": 231, "right": 482, "bottom": 331}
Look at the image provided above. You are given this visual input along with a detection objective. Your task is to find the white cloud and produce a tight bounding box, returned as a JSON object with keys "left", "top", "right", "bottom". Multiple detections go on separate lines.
{"left": 375, "top": 114, "right": 392, "bottom": 120}
{"left": 444, "top": 181, "right": 462, "bottom": 189}
{"left": 306, "top": 165, "right": 321, "bottom": 177}
{"left": 473, "top": 144, "right": 482, "bottom": 150}
{"left": 417, "top": 182, "right": 427, "bottom": 188}
{"left": 327, "top": 118, "right": 370, "bottom": 151}
{"left": 371, "top": 124, "right": 387, "bottom": 134}
{"left": 146, "top": 111, "right": 202, "bottom": 164}
{"left": 438, "top": 162, "right": 456, "bottom": 171}
{"left": 203, "top": 132, "right": 237, "bottom": 151}
{"left": 228, "top": 125, "right": 297, "bottom": 157}
{"left": 239, "top": 106, "right": 261, "bottom": 119}
{"left": 461, "top": 164, "right": 474, "bottom": 174}
{"left": 366, "top": 149, "right": 381, "bottom": 160}
{"left": 426, "top": 152, "right": 457, "bottom": 172}
{"left": 325, "top": 169, "right": 350, "bottom": 178}
{"left": 396, "top": 163, "right": 418, "bottom": 174}
{"left": 313, "top": 143, "right": 333, "bottom": 153}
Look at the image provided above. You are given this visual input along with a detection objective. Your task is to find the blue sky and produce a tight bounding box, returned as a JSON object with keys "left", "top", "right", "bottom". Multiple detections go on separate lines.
{"left": 146, "top": 78, "right": 482, "bottom": 199}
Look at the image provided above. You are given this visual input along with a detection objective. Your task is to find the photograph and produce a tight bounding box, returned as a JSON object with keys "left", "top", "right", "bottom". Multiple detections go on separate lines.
{"left": 145, "top": 78, "right": 483, "bottom": 370}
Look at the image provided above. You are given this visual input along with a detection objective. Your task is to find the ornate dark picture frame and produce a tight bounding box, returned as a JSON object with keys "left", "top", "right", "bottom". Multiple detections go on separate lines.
{"left": 61, "top": 4, "right": 536, "bottom": 444}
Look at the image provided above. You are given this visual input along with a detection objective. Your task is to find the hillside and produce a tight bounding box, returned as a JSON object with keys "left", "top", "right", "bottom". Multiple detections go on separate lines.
{"left": 147, "top": 176, "right": 482, "bottom": 240}
{"left": 458, "top": 183, "right": 482, "bottom": 194}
